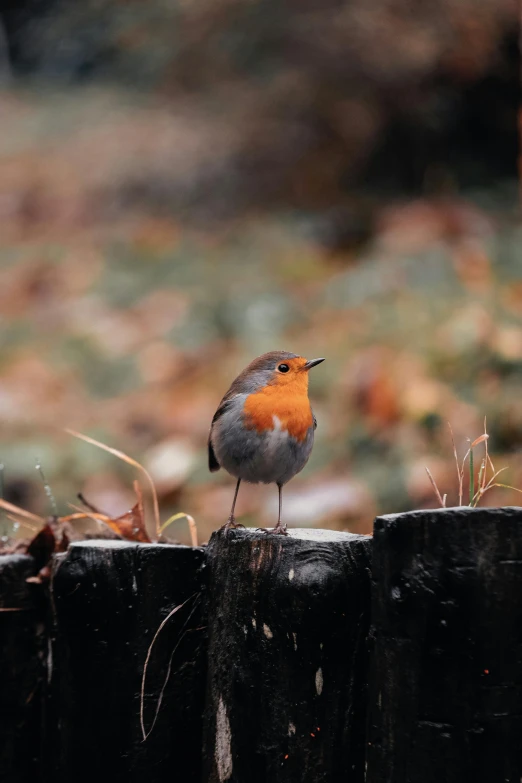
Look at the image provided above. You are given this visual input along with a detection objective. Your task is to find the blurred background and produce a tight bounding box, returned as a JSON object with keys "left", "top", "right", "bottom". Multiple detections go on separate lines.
{"left": 0, "top": 0, "right": 520, "bottom": 543}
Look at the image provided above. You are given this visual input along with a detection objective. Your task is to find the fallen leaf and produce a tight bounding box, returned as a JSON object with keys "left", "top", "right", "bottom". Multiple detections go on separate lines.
{"left": 27, "top": 524, "right": 56, "bottom": 572}
{"left": 81, "top": 481, "right": 150, "bottom": 542}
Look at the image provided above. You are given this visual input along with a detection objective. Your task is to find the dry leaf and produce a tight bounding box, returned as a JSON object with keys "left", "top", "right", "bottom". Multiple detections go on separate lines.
{"left": 66, "top": 429, "right": 160, "bottom": 539}
{"left": 27, "top": 524, "right": 56, "bottom": 572}
{"left": 470, "top": 434, "right": 489, "bottom": 448}
{"left": 76, "top": 481, "right": 150, "bottom": 542}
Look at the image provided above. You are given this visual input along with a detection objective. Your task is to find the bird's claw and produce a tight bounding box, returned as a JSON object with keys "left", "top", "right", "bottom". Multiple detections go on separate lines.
{"left": 219, "top": 517, "right": 245, "bottom": 533}
{"left": 256, "top": 525, "right": 288, "bottom": 536}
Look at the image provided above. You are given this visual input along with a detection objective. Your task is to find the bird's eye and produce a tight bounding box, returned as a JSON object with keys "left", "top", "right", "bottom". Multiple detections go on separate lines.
{"left": 278, "top": 363, "right": 290, "bottom": 373}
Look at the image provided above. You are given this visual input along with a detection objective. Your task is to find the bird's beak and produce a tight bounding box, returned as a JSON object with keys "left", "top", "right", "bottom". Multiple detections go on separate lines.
{"left": 303, "top": 357, "right": 325, "bottom": 370}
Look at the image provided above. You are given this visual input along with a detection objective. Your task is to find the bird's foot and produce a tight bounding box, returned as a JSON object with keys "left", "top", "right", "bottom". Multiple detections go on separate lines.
{"left": 256, "top": 522, "right": 288, "bottom": 536}
{"left": 218, "top": 516, "right": 245, "bottom": 533}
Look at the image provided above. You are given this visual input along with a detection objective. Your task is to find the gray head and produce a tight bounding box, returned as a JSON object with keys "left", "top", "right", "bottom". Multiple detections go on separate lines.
{"left": 230, "top": 351, "right": 325, "bottom": 395}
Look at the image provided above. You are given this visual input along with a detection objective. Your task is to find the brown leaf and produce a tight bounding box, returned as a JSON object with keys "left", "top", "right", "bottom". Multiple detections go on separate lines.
{"left": 73, "top": 482, "right": 150, "bottom": 542}
{"left": 104, "top": 506, "right": 150, "bottom": 542}
{"left": 57, "top": 528, "right": 70, "bottom": 553}
{"left": 27, "top": 524, "right": 56, "bottom": 571}
{"left": 66, "top": 430, "right": 160, "bottom": 539}
{"left": 104, "top": 483, "right": 150, "bottom": 543}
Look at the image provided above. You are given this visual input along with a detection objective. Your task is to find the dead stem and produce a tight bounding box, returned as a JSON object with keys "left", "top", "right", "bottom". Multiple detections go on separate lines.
{"left": 435, "top": 421, "right": 519, "bottom": 509}
{"left": 66, "top": 429, "right": 161, "bottom": 540}
{"left": 142, "top": 598, "right": 201, "bottom": 741}
{"left": 425, "top": 468, "right": 446, "bottom": 507}
{"left": 448, "top": 423, "right": 463, "bottom": 506}
{"left": 139, "top": 592, "right": 200, "bottom": 742}
{"left": 160, "top": 512, "right": 199, "bottom": 547}
{"left": 0, "top": 499, "right": 44, "bottom": 525}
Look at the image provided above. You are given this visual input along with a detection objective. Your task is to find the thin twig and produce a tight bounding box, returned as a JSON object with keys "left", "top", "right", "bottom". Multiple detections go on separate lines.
{"left": 6, "top": 515, "right": 40, "bottom": 533}
{"left": 142, "top": 598, "right": 201, "bottom": 741}
{"left": 0, "top": 499, "right": 44, "bottom": 524}
{"left": 77, "top": 492, "right": 105, "bottom": 515}
{"left": 139, "top": 592, "right": 199, "bottom": 742}
{"left": 66, "top": 503, "right": 123, "bottom": 538}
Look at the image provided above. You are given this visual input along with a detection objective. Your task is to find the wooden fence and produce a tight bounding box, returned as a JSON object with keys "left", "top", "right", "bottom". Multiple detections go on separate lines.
{"left": 1, "top": 506, "right": 521, "bottom": 782}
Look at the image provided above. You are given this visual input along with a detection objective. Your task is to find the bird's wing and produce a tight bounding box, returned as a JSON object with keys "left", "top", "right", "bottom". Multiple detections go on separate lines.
{"left": 208, "top": 396, "right": 236, "bottom": 472}
{"left": 208, "top": 438, "right": 220, "bottom": 472}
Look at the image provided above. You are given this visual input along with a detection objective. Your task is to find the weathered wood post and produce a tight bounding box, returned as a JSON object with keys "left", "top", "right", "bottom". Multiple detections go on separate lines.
{"left": 0, "top": 553, "right": 47, "bottom": 783}
{"left": 367, "top": 506, "right": 522, "bottom": 783}
{"left": 203, "top": 528, "right": 372, "bottom": 783}
{"left": 50, "top": 540, "right": 207, "bottom": 783}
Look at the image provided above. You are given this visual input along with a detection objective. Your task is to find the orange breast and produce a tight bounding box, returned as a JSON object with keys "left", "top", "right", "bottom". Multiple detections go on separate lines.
{"left": 243, "top": 386, "right": 313, "bottom": 442}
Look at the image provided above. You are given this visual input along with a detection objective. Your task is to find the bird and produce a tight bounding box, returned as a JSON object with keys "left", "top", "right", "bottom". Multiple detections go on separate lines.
{"left": 208, "top": 351, "right": 325, "bottom": 535}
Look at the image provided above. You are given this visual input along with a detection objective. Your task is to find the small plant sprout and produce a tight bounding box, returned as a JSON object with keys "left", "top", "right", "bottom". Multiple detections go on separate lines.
{"left": 426, "top": 419, "right": 522, "bottom": 508}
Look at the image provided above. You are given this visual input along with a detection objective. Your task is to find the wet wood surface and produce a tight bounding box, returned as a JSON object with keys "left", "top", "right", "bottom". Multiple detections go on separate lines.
{"left": 50, "top": 540, "right": 207, "bottom": 783}
{"left": 203, "top": 528, "right": 373, "bottom": 783}
{"left": 0, "top": 553, "right": 47, "bottom": 783}
{"left": 367, "top": 506, "right": 522, "bottom": 783}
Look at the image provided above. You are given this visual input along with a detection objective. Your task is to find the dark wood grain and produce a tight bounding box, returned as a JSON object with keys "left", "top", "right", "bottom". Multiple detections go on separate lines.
{"left": 0, "top": 553, "right": 47, "bottom": 783}
{"left": 50, "top": 540, "right": 207, "bottom": 783}
{"left": 203, "top": 528, "right": 372, "bottom": 783}
{"left": 367, "top": 506, "right": 522, "bottom": 783}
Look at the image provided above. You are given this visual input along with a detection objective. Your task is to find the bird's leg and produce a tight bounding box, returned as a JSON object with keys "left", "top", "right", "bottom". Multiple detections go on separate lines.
{"left": 272, "top": 483, "right": 288, "bottom": 535}
{"left": 257, "top": 483, "right": 288, "bottom": 535}
{"left": 219, "top": 478, "right": 245, "bottom": 532}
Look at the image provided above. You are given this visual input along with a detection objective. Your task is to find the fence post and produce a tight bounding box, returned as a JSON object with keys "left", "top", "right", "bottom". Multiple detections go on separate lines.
{"left": 367, "top": 506, "right": 522, "bottom": 783}
{"left": 0, "top": 553, "right": 47, "bottom": 783}
{"left": 203, "top": 528, "right": 372, "bottom": 783}
{"left": 50, "top": 540, "right": 207, "bottom": 783}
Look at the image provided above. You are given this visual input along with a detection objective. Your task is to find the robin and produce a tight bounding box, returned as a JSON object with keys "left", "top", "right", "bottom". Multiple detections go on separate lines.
{"left": 208, "top": 351, "right": 325, "bottom": 535}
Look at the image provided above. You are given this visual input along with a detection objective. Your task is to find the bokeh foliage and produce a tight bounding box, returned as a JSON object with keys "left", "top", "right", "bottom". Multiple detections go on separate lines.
{"left": 0, "top": 0, "right": 519, "bottom": 542}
